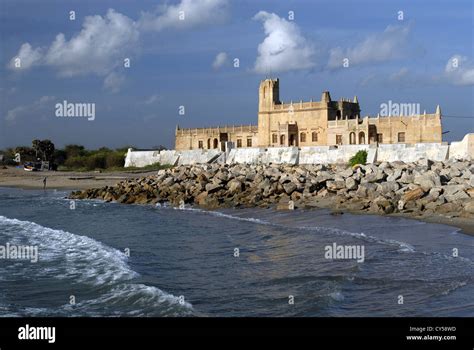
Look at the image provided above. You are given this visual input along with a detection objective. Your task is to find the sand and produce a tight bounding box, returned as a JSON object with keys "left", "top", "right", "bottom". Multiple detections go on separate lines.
{"left": 0, "top": 166, "right": 154, "bottom": 190}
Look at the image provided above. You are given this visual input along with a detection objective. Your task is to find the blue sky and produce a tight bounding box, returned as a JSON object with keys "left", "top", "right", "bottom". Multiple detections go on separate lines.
{"left": 0, "top": 0, "right": 473, "bottom": 149}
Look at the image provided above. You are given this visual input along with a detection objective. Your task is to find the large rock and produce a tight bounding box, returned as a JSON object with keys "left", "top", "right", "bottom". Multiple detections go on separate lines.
{"left": 283, "top": 182, "right": 297, "bottom": 195}
{"left": 205, "top": 183, "right": 222, "bottom": 194}
{"left": 445, "top": 190, "right": 469, "bottom": 202}
{"left": 402, "top": 187, "right": 425, "bottom": 202}
{"left": 227, "top": 179, "right": 243, "bottom": 194}
{"left": 414, "top": 173, "right": 441, "bottom": 191}
{"left": 327, "top": 180, "right": 346, "bottom": 191}
{"left": 345, "top": 177, "right": 358, "bottom": 190}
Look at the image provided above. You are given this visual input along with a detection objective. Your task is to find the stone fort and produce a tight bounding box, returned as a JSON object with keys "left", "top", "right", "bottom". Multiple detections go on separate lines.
{"left": 175, "top": 78, "right": 442, "bottom": 151}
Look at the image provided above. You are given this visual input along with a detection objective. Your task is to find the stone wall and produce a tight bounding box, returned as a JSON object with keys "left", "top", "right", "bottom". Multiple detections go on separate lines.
{"left": 124, "top": 148, "right": 218, "bottom": 167}
{"left": 449, "top": 134, "right": 474, "bottom": 160}
{"left": 125, "top": 134, "right": 473, "bottom": 167}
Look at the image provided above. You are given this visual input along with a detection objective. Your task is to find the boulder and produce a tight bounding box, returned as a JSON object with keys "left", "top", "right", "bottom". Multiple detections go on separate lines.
{"left": 345, "top": 177, "right": 358, "bottom": 190}
{"left": 402, "top": 187, "right": 425, "bottom": 202}
{"left": 227, "top": 179, "right": 243, "bottom": 194}
{"left": 283, "top": 182, "right": 297, "bottom": 195}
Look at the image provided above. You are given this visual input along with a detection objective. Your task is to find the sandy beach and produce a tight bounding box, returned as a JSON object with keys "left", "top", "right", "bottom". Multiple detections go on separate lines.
{"left": 0, "top": 166, "right": 154, "bottom": 190}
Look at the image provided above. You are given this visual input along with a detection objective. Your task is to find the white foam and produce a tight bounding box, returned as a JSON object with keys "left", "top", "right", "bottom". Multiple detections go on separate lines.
{"left": 0, "top": 215, "right": 192, "bottom": 314}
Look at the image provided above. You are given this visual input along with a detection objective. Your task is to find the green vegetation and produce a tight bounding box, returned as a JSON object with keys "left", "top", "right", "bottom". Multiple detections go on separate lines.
{"left": 0, "top": 140, "right": 170, "bottom": 172}
{"left": 349, "top": 150, "right": 368, "bottom": 167}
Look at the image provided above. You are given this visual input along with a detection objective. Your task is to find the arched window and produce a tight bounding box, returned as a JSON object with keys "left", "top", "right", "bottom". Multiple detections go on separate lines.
{"left": 358, "top": 132, "right": 365, "bottom": 144}
{"left": 213, "top": 138, "right": 218, "bottom": 149}
{"left": 349, "top": 132, "right": 356, "bottom": 144}
{"left": 280, "top": 135, "right": 286, "bottom": 146}
{"left": 300, "top": 132, "right": 306, "bottom": 143}
{"left": 263, "top": 87, "right": 266, "bottom": 99}
{"left": 207, "top": 139, "right": 211, "bottom": 149}
{"left": 312, "top": 132, "right": 318, "bottom": 142}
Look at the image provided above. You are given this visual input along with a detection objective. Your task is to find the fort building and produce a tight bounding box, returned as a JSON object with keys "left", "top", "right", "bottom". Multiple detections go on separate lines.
{"left": 175, "top": 78, "right": 442, "bottom": 151}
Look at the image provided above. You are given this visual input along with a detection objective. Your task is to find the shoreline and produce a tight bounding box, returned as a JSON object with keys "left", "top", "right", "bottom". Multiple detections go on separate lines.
{"left": 2, "top": 162, "right": 474, "bottom": 236}
{"left": 0, "top": 167, "right": 156, "bottom": 190}
{"left": 1, "top": 184, "right": 472, "bottom": 235}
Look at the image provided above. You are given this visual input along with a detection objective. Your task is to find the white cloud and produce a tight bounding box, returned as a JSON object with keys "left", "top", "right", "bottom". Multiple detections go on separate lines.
{"left": 327, "top": 24, "right": 411, "bottom": 69}
{"left": 5, "top": 96, "right": 55, "bottom": 122}
{"left": 8, "top": 43, "right": 43, "bottom": 70}
{"left": 9, "top": 2, "right": 229, "bottom": 92}
{"left": 103, "top": 72, "right": 125, "bottom": 93}
{"left": 390, "top": 67, "right": 410, "bottom": 82}
{"left": 212, "top": 52, "right": 228, "bottom": 69}
{"left": 44, "top": 9, "right": 139, "bottom": 77}
{"left": 253, "top": 11, "right": 315, "bottom": 74}
{"left": 139, "top": 0, "right": 229, "bottom": 32}
{"left": 445, "top": 55, "right": 474, "bottom": 86}
{"left": 8, "top": 9, "right": 138, "bottom": 92}
{"left": 144, "top": 94, "right": 161, "bottom": 105}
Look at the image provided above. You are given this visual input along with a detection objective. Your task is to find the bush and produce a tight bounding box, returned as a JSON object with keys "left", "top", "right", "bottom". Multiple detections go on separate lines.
{"left": 349, "top": 150, "right": 368, "bottom": 167}
{"left": 105, "top": 152, "right": 125, "bottom": 168}
{"left": 64, "top": 156, "right": 87, "bottom": 169}
{"left": 84, "top": 154, "right": 106, "bottom": 170}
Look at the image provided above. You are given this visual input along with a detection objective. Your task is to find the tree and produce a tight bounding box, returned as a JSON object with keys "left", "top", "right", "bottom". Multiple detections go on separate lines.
{"left": 64, "top": 144, "right": 86, "bottom": 158}
{"left": 32, "top": 140, "right": 55, "bottom": 161}
{"left": 32, "top": 139, "right": 41, "bottom": 160}
{"left": 40, "top": 140, "right": 55, "bottom": 161}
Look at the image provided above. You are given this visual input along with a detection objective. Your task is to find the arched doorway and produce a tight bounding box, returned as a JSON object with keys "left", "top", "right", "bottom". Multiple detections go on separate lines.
{"left": 289, "top": 134, "right": 296, "bottom": 146}
{"left": 358, "top": 132, "right": 365, "bottom": 144}
{"left": 349, "top": 132, "right": 356, "bottom": 144}
{"left": 213, "top": 138, "right": 218, "bottom": 149}
{"left": 280, "top": 135, "right": 286, "bottom": 146}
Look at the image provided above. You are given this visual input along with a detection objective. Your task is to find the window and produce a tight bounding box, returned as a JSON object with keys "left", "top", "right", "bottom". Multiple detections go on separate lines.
{"left": 336, "top": 135, "right": 342, "bottom": 145}
{"left": 377, "top": 133, "right": 383, "bottom": 143}
{"left": 312, "top": 132, "right": 318, "bottom": 142}
{"left": 213, "top": 138, "right": 218, "bottom": 149}
{"left": 272, "top": 134, "right": 278, "bottom": 143}
{"left": 280, "top": 135, "right": 286, "bottom": 146}
{"left": 398, "top": 132, "right": 405, "bottom": 143}
{"left": 198, "top": 141, "right": 203, "bottom": 149}
{"left": 349, "top": 132, "right": 356, "bottom": 144}
{"left": 358, "top": 132, "right": 365, "bottom": 144}
{"left": 247, "top": 138, "right": 252, "bottom": 147}
{"left": 300, "top": 132, "right": 306, "bottom": 143}
{"left": 237, "top": 139, "right": 242, "bottom": 148}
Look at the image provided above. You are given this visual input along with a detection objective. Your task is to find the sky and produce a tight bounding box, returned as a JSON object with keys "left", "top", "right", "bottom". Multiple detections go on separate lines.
{"left": 0, "top": 0, "right": 473, "bottom": 149}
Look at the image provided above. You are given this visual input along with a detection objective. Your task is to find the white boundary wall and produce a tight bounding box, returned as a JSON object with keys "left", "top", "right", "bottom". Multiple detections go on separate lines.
{"left": 124, "top": 134, "right": 473, "bottom": 167}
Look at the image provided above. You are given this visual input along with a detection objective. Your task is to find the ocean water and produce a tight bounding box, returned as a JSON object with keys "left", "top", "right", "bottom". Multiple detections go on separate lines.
{"left": 0, "top": 187, "right": 473, "bottom": 317}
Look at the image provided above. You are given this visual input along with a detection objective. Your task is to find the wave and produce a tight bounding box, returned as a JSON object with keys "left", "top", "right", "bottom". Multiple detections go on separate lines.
{"left": 165, "top": 206, "right": 420, "bottom": 254}
{"left": 169, "top": 205, "right": 272, "bottom": 225}
{"left": 0, "top": 215, "right": 193, "bottom": 316}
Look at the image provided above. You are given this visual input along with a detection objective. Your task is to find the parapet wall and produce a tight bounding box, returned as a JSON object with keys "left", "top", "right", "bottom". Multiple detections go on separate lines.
{"left": 124, "top": 148, "right": 219, "bottom": 167}
{"left": 125, "top": 134, "right": 473, "bottom": 167}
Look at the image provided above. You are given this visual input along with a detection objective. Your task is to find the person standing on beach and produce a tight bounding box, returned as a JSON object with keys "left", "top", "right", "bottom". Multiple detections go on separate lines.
{"left": 43, "top": 177, "right": 47, "bottom": 190}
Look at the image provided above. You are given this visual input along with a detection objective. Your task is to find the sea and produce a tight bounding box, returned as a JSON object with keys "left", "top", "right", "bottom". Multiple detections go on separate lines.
{"left": 0, "top": 187, "right": 473, "bottom": 317}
